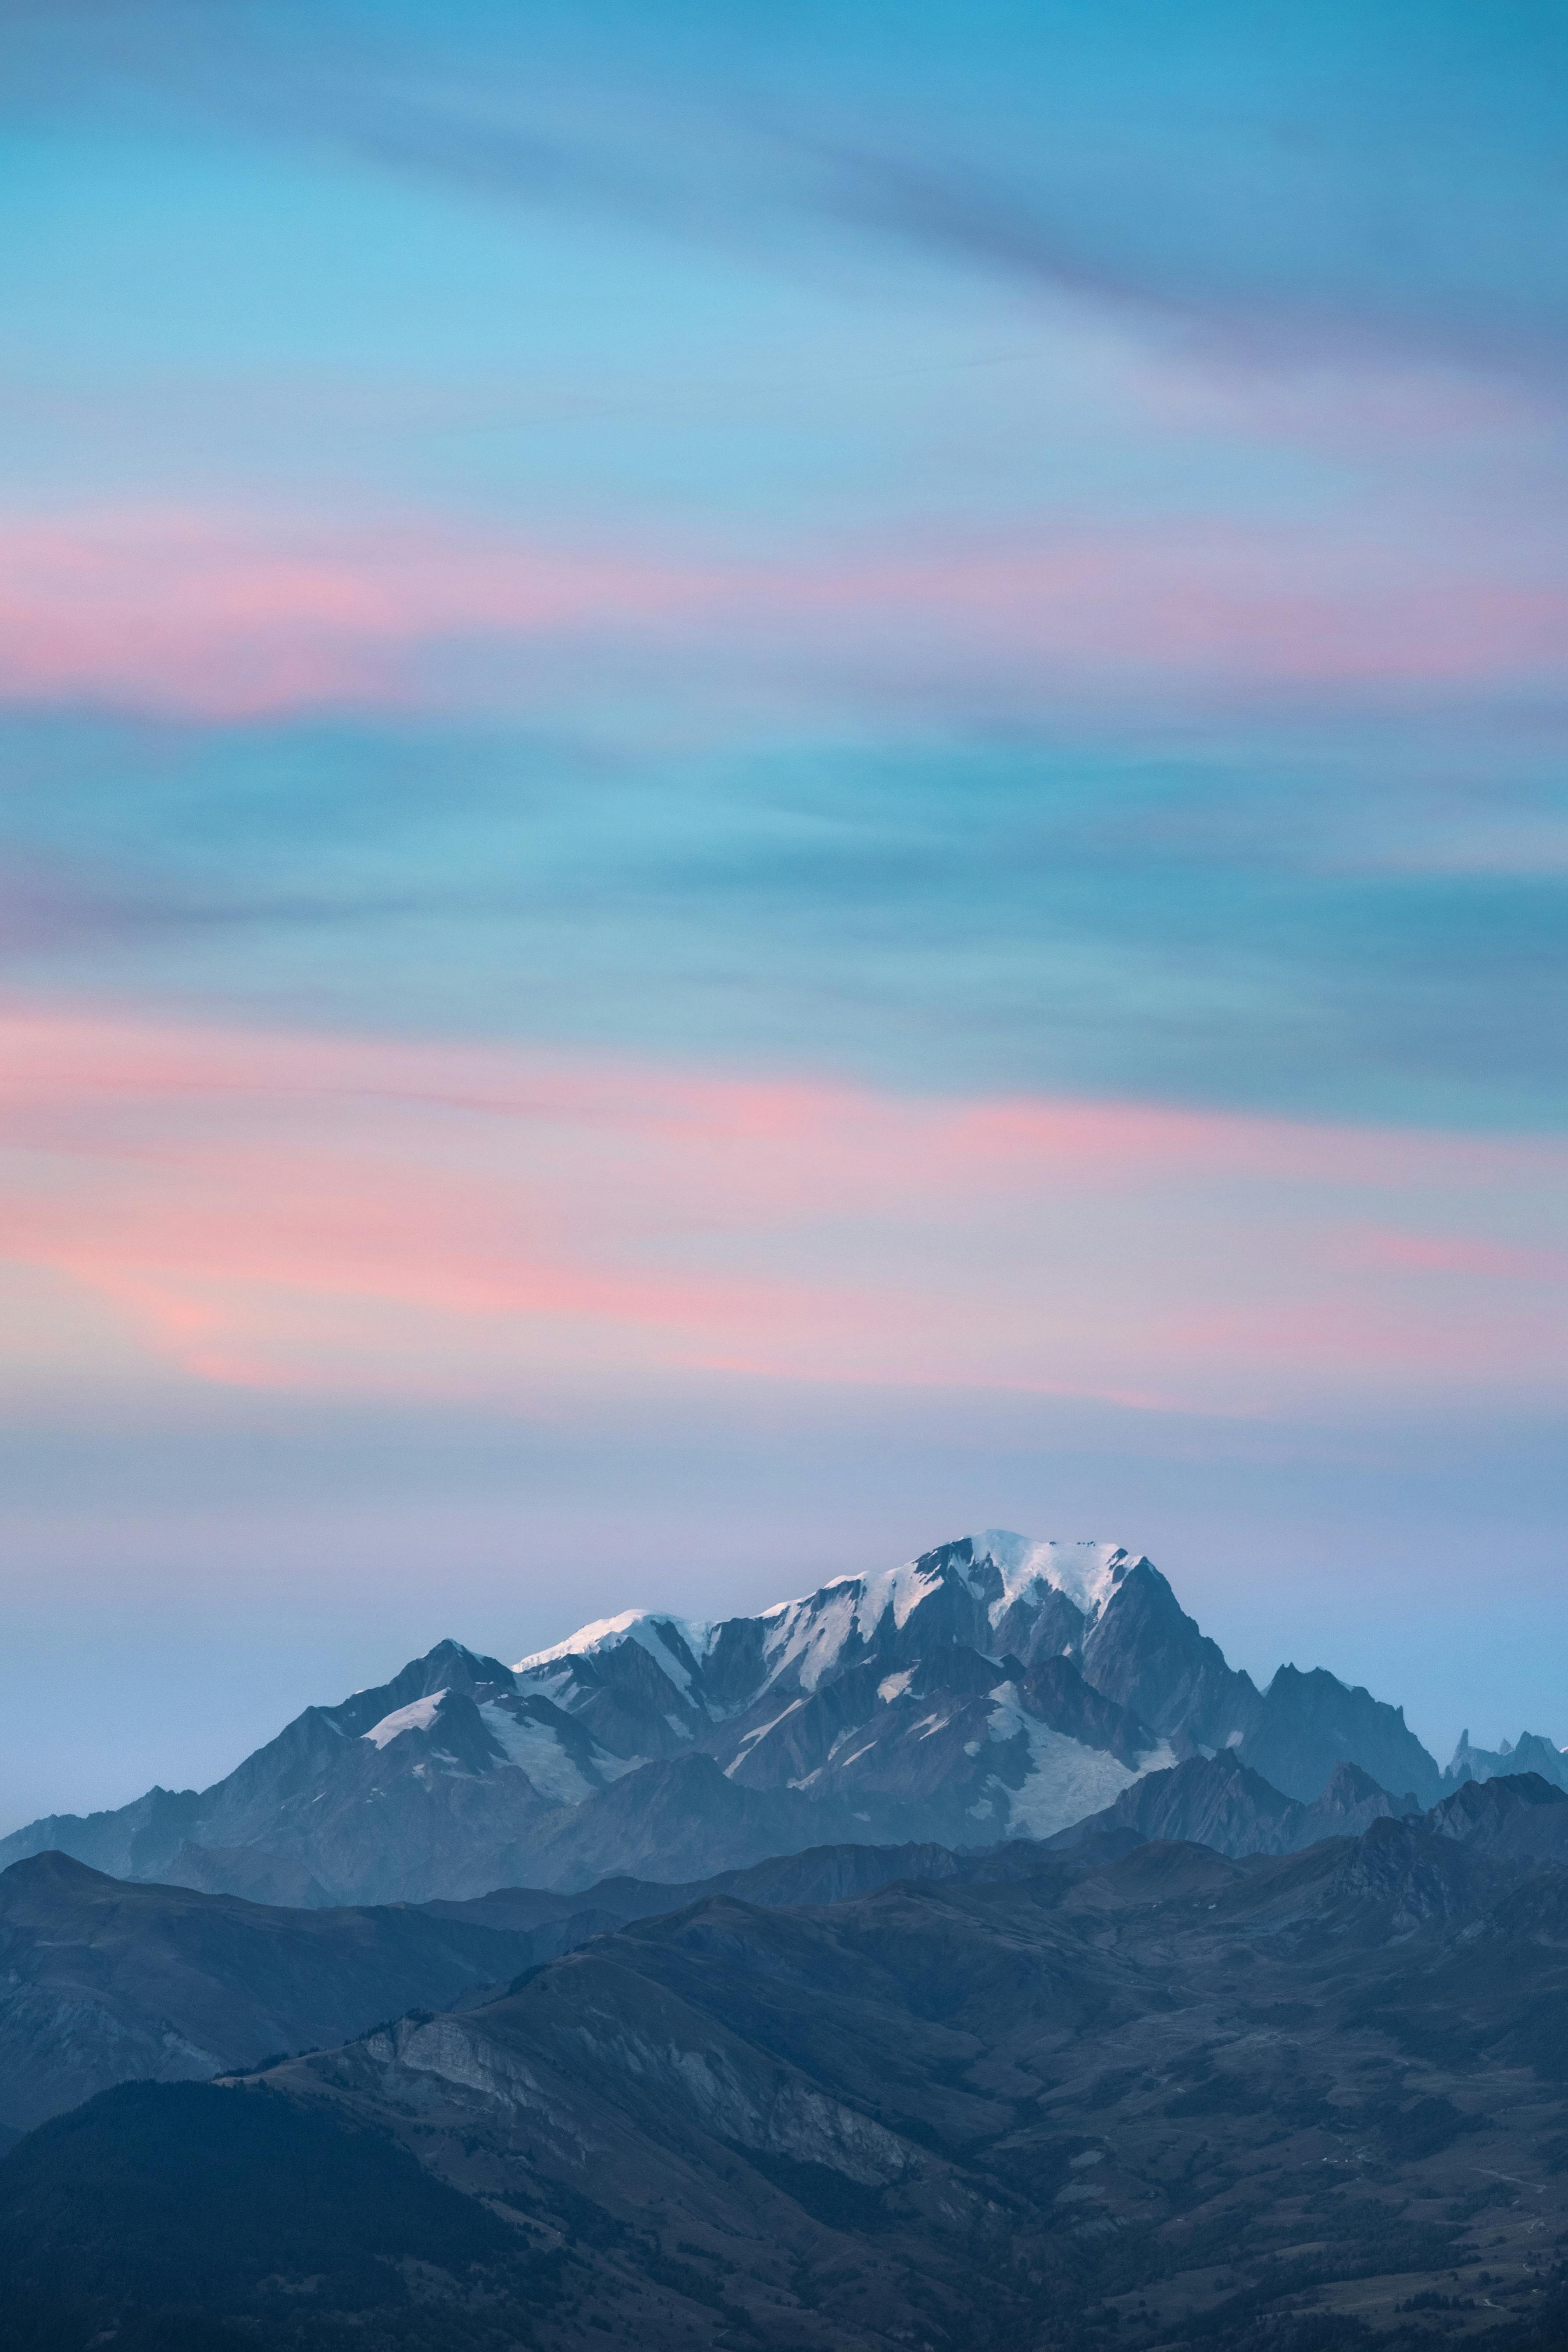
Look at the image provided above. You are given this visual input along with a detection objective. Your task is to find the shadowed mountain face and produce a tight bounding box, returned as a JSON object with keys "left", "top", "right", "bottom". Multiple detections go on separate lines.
{"left": 0, "top": 1851, "right": 548, "bottom": 2134}
{"left": 1241, "top": 1662, "right": 1446, "bottom": 1807}
{"left": 7, "top": 1781, "right": 1568, "bottom": 2352}
{"left": 0, "top": 1532, "right": 1464, "bottom": 1907}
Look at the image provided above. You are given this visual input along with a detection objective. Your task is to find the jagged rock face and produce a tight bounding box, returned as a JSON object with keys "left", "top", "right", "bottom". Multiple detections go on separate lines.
{"left": 1050, "top": 1751, "right": 1298, "bottom": 1856}
{"left": 2, "top": 1786, "right": 206, "bottom": 1887}
{"left": 1077, "top": 1561, "right": 1260, "bottom": 1748}
{"left": 0, "top": 1530, "right": 1447, "bottom": 1906}
{"left": 1311, "top": 1756, "right": 1416, "bottom": 1827}
{"left": 1318, "top": 1812, "right": 1503, "bottom": 1936}
{"left": 1237, "top": 1663, "right": 1443, "bottom": 1807}
{"left": 515, "top": 1535, "right": 1144, "bottom": 1744}
{"left": 0, "top": 1648, "right": 617, "bottom": 1908}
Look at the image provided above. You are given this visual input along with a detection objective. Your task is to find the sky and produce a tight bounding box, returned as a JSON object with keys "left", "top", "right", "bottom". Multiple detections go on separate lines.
{"left": 2, "top": 0, "right": 1566, "bottom": 1828}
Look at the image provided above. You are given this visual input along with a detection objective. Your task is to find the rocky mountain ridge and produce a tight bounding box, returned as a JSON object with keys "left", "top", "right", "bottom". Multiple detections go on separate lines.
{"left": 0, "top": 1529, "right": 1547, "bottom": 1906}
{"left": 1447, "top": 1725, "right": 1568, "bottom": 1793}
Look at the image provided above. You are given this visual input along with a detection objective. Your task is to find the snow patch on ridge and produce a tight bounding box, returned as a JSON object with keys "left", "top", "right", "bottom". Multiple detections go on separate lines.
{"left": 725, "top": 1698, "right": 806, "bottom": 1776}
{"left": 362, "top": 1693, "right": 446, "bottom": 1749}
{"left": 854, "top": 1557, "right": 947, "bottom": 1637}
{"left": 509, "top": 1530, "right": 1141, "bottom": 1715}
{"left": 758, "top": 1587, "right": 856, "bottom": 1692}
{"left": 476, "top": 1701, "right": 637, "bottom": 1802}
{"left": 752, "top": 1554, "right": 958, "bottom": 1692}
{"left": 514, "top": 1611, "right": 713, "bottom": 1693}
{"left": 751, "top": 1533, "right": 1136, "bottom": 1692}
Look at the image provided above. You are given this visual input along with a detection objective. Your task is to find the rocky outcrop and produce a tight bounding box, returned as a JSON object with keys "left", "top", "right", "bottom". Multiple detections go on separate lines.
{"left": 1427, "top": 1769, "right": 1568, "bottom": 1859}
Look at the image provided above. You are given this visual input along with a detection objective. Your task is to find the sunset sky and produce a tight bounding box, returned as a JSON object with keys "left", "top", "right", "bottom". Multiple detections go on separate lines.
{"left": 3, "top": 0, "right": 1565, "bottom": 1823}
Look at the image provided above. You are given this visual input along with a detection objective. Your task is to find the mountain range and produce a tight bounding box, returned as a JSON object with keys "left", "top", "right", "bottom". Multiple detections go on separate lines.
{"left": 8, "top": 1769, "right": 1568, "bottom": 2145}
{"left": 3, "top": 1523, "right": 1568, "bottom": 2349}
{"left": 8, "top": 1529, "right": 1552, "bottom": 1910}
{"left": 7, "top": 1773, "right": 1568, "bottom": 2352}
{"left": 0, "top": 1835, "right": 1080, "bottom": 2137}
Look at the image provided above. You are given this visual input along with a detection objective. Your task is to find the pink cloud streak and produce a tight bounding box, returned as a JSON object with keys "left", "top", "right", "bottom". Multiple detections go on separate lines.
{"left": 1336, "top": 1225, "right": 1568, "bottom": 1281}
{"left": 0, "top": 1004, "right": 1562, "bottom": 1414}
{"left": 1, "top": 505, "right": 1563, "bottom": 717}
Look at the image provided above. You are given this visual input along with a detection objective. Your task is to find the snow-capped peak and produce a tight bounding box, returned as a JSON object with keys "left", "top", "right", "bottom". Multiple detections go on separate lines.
{"left": 509, "top": 1531, "right": 1139, "bottom": 1712}
{"left": 959, "top": 1530, "right": 1136, "bottom": 1626}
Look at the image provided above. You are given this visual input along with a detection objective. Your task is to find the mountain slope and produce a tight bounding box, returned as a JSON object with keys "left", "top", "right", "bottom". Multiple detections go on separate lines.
{"left": 0, "top": 1641, "right": 628, "bottom": 1907}
{"left": 1426, "top": 1768, "right": 1568, "bottom": 1859}
{"left": 8, "top": 1765, "right": 1553, "bottom": 2155}
{"left": 0, "top": 1851, "right": 551, "bottom": 2133}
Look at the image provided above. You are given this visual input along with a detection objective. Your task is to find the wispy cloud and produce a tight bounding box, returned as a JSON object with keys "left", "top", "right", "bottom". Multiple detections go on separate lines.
{"left": 11, "top": 0, "right": 1564, "bottom": 379}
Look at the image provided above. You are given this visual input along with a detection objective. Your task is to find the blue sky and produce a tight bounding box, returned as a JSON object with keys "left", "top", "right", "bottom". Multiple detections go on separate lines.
{"left": 0, "top": 0, "right": 1564, "bottom": 1823}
